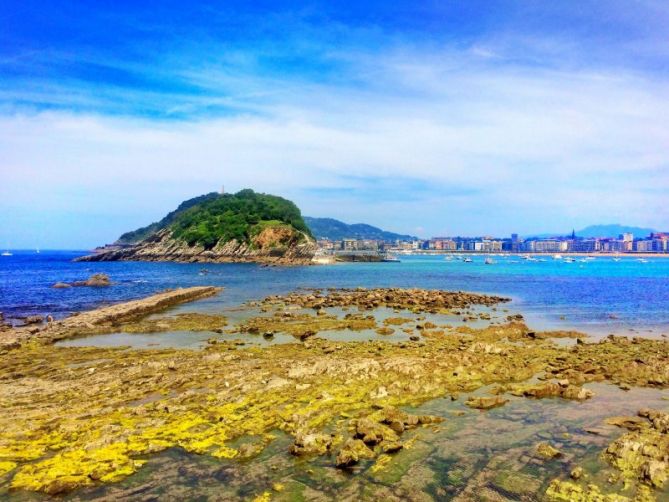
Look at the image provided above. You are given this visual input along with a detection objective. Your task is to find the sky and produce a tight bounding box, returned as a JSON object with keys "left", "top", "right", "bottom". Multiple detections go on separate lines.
{"left": 1, "top": 0, "right": 668, "bottom": 248}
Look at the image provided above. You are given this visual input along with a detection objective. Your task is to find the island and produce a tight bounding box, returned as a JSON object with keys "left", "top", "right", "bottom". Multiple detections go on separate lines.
{"left": 76, "top": 189, "right": 317, "bottom": 265}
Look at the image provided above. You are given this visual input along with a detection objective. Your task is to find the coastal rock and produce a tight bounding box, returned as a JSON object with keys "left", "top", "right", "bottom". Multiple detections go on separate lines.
{"left": 354, "top": 418, "right": 399, "bottom": 445}
{"left": 536, "top": 442, "right": 562, "bottom": 459}
{"left": 78, "top": 228, "right": 317, "bottom": 266}
{"left": 289, "top": 431, "right": 333, "bottom": 456}
{"left": 21, "top": 315, "right": 44, "bottom": 325}
{"left": 335, "top": 439, "right": 375, "bottom": 467}
{"left": 465, "top": 396, "right": 509, "bottom": 410}
{"left": 71, "top": 273, "right": 111, "bottom": 287}
{"left": 509, "top": 382, "right": 593, "bottom": 401}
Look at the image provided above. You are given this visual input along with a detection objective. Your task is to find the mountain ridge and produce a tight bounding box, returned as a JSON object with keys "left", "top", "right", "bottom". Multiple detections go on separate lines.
{"left": 304, "top": 217, "right": 416, "bottom": 241}
{"left": 530, "top": 224, "right": 657, "bottom": 239}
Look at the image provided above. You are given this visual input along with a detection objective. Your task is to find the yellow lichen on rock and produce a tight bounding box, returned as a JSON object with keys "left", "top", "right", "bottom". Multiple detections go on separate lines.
{"left": 0, "top": 288, "right": 668, "bottom": 496}
{"left": 0, "top": 461, "right": 16, "bottom": 476}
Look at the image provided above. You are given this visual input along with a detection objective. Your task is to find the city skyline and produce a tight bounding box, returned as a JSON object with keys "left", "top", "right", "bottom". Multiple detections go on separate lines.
{"left": 2, "top": 1, "right": 669, "bottom": 248}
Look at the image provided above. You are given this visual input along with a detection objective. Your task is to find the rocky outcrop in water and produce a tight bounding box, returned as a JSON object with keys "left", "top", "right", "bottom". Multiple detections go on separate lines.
{"left": 77, "top": 228, "right": 316, "bottom": 265}
{"left": 76, "top": 189, "right": 317, "bottom": 265}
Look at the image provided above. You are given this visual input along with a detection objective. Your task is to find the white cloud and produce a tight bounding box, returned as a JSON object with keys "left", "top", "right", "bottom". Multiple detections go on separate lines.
{"left": 1, "top": 46, "right": 668, "bottom": 247}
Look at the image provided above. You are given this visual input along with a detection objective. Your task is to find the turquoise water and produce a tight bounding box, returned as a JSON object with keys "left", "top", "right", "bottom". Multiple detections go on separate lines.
{"left": 1, "top": 251, "right": 668, "bottom": 336}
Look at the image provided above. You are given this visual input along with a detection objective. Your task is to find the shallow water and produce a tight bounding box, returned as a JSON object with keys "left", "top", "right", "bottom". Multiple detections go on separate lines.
{"left": 2, "top": 251, "right": 669, "bottom": 337}
{"left": 57, "top": 303, "right": 511, "bottom": 350}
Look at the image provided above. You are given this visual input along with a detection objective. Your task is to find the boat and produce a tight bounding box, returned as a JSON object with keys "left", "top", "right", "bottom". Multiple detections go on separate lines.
{"left": 444, "top": 256, "right": 453, "bottom": 261}
{"left": 382, "top": 253, "right": 401, "bottom": 263}
{"left": 1, "top": 251, "right": 12, "bottom": 256}
{"left": 564, "top": 257, "right": 575, "bottom": 263}
{"left": 484, "top": 257, "right": 494, "bottom": 265}
{"left": 553, "top": 254, "right": 563, "bottom": 260}
{"left": 464, "top": 257, "right": 473, "bottom": 263}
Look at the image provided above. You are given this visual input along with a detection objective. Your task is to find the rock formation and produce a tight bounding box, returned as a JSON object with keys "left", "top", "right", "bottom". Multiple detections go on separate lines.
{"left": 76, "top": 189, "right": 317, "bottom": 265}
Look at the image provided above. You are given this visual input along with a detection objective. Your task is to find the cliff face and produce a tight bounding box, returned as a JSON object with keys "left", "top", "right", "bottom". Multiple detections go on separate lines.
{"left": 78, "top": 227, "right": 317, "bottom": 265}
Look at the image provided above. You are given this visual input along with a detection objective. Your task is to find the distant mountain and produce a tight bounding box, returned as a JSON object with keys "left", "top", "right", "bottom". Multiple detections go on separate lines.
{"left": 528, "top": 224, "right": 656, "bottom": 240}
{"left": 575, "top": 224, "right": 656, "bottom": 238}
{"left": 305, "top": 217, "right": 416, "bottom": 241}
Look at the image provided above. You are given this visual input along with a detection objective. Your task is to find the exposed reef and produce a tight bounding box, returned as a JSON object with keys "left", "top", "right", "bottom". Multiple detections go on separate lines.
{"left": 0, "top": 287, "right": 667, "bottom": 500}
{"left": 253, "top": 287, "right": 510, "bottom": 313}
{"left": 0, "top": 286, "right": 222, "bottom": 350}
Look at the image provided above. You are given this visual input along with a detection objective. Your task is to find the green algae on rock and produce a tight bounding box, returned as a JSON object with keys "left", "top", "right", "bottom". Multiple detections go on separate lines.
{"left": 546, "top": 408, "right": 669, "bottom": 501}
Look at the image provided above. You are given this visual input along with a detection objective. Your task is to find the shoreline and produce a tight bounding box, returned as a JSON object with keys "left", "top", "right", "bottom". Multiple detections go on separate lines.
{"left": 0, "top": 286, "right": 222, "bottom": 350}
{"left": 0, "top": 286, "right": 666, "bottom": 499}
{"left": 401, "top": 251, "right": 669, "bottom": 258}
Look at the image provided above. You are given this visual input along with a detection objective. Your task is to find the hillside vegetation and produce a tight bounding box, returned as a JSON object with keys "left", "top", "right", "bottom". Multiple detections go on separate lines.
{"left": 117, "top": 189, "right": 313, "bottom": 250}
{"left": 304, "top": 216, "right": 416, "bottom": 241}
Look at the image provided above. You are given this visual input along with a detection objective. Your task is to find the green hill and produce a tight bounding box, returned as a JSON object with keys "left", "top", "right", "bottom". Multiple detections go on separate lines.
{"left": 304, "top": 217, "right": 416, "bottom": 241}
{"left": 117, "top": 189, "right": 313, "bottom": 250}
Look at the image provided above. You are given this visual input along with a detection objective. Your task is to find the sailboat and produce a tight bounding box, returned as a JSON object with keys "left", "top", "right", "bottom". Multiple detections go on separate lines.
{"left": 1, "top": 250, "right": 12, "bottom": 256}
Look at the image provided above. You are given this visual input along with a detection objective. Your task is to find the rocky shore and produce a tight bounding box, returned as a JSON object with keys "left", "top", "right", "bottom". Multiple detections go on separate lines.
{"left": 76, "top": 228, "right": 317, "bottom": 265}
{"left": 0, "top": 286, "right": 222, "bottom": 350}
{"left": 0, "top": 287, "right": 667, "bottom": 500}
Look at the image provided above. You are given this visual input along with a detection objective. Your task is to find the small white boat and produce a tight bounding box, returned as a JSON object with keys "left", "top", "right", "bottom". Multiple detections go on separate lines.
{"left": 564, "top": 257, "right": 575, "bottom": 263}
{"left": 484, "top": 257, "right": 494, "bottom": 265}
{"left": 1, "top": 251, "right": 12, "bottom": 256}
{"left": 464, "top": 257, "right": 473, "bottom": 263}
{"left": 553, "top": 254, "right": 563, "bottom": 260}
{"left": 382, "top": 253, "right": 401, "bottom": 263}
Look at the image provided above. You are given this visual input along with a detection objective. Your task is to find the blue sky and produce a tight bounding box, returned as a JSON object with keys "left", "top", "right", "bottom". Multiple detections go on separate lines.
{"left": 1, "top": 1, "right": 668, "bottom": 248}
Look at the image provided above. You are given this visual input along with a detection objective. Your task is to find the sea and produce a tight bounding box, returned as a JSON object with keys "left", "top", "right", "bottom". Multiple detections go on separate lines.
{"left": 2, "top": 250, "right": 669, "bottom": 500}
{"left": 1, "top": 250, "right": 668, "bottom": 338}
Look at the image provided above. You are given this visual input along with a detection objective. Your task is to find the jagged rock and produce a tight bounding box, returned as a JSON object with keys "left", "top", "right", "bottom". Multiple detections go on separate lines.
{"left": 354, "top": 418, "right": 398, "bottom": 445}
{"left": 604, "top": 416, "right": 646, "bottom": 431}
{"left": 536, "top": 442, "right": 562, "bottom": 459}
{"left": 641, "top": 460, "right": 668, "bottom": 488}
{"left": 289, "top": 431, "right": 333, "bottom": 456}
{"left": 335, "top": 439, "right": 375, "bottom": 467}
{"left": 511, "top": 381, "right": 593, "bottom": 401}
{"left": 381, "top": 441, "right": 404, "bottom": 453}
{"left": 22, "top": 315, "right": 44, "bottom": 325}
{"left": 465, "top": 396, "right": 508, "bottom": 410}
{"left": 78, "top": 227, "right": 317, "bottom": 266}
{"left": 70, "top": 273, "right": 111, "bottom": 287}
